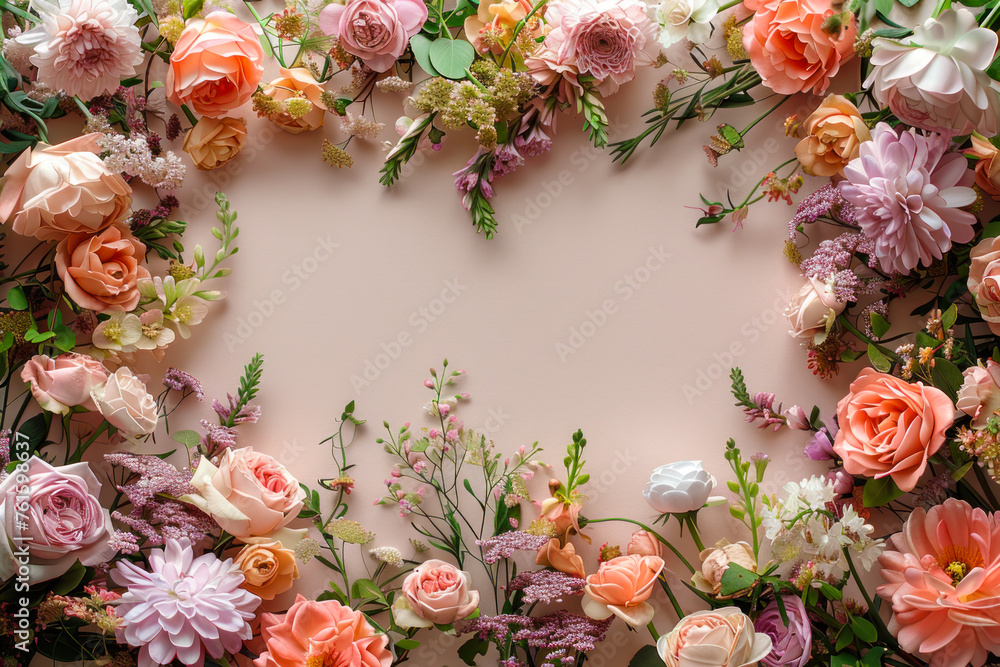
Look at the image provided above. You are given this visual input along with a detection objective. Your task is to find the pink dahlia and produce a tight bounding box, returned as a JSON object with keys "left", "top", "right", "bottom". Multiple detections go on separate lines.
{"left": 878, "top": 498, "right": 1000, "bottom": 667}
{"left": 838, "top": 123, "right": 976, "bottom": 274}
{"left": 16, "top": 0, "right": 143, "bottom": 101}
{"left": 526, "top": 0, "right": 659, "bottom": 98}
{"left": 112, "top": 538, "right": 259, "bottom": 667}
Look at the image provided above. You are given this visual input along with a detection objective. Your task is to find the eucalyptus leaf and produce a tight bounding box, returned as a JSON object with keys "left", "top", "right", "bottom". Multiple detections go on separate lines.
{"left": 409, "top": 34, "right": 440, "bottom": 77}
{"left": 428, "top": 39, "right": 475, "bottom": 79}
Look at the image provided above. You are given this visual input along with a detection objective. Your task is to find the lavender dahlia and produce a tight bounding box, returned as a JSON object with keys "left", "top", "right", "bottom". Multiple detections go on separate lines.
{"left": 839, "top": 123, "right": 976, "bottom": 274}
{"left": 112, "top": 537, "right": 259, "bottom": 667}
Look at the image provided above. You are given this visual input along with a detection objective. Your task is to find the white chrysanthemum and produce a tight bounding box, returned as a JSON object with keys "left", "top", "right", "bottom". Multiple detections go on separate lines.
{"left": 16, "top": 0, "right": 143, "bottom": 101}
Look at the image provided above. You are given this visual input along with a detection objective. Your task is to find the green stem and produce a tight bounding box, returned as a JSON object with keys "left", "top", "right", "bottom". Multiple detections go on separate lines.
{"left": 646, "top": 620, "right": 659, "bottom": 642}
{"left": 684, "top": 515, "right": 706, "bottom": 552}
{"left": 983, "top": 1, "right": 1000, "bottom": 27}
{"left": 586, "top": 517, "right": 696, "bottom": 573}
{"left": 843, "top": 548, "right": 892, "bottom": 643}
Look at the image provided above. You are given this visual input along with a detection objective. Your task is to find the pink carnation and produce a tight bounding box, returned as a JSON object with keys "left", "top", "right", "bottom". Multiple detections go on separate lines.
{"left": 838, "top": 123, "right": 976, "bottom": 274}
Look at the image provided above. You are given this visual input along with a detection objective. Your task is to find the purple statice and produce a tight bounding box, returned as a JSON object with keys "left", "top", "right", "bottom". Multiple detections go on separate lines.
{"left": 211, "top": 394, "right": 261, "bottom": 425}
{"left": 462, "top": 614, "right": 532, "bottom": 642}
{"left": 491, "top": 143, "right": 524, "bottom": 178}
{"left": 500, "top": 659, "right": 527, "bottom": 667}
{"left": 165, "top": 114, "right": 182, "bottom": 141}
{"left": 109, "top": 530, "right": 140, "bottom": 555}
{"left": 799, "top": 233, "right": 882, "bottom": 302}
{"left": 200, "top": 420, "right": 240, "bottom": 452}
{"left": 512, "top": 611, "right": 613, "bottom": 654}
{"left": 744, "top": 392, "right": 785, "bottom": 431}
{"left": 861, "top": 300, "right": 889, "bottom": 340}
{"left": 128, "top": 208, "right": 152, "bottom": 230}
{"left": 477, "top": 531, "right": 551, "bottom": 564}
{"left": 805, "top": 422, "right": 838, "bottom": 460}
{"left": 0, "top": 428, "right": 9, "bottom": 468}
{"left": 508, "top": 570, "right": 585, "bottom": 604}
{"left": 788, "top": 183, "right": 857, "bottom": 239}
{"left": 163, "top": 367, "right": 204, "bottom": 401}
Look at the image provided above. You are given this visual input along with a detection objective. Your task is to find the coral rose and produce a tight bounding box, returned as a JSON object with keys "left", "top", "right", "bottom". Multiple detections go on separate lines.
{"left": 794, "top": 95, "right": 870, "bottom": 178}
{"left": 626, "top": 530, "right": 662, "bottom": 558}
{"left": 398, "top": 559, "right": 480, "bottom": 626}
{"left": 91, "top": 367, "right": 158, "bottom": 437}
{"left": 318, "top": 0, "right": 427, "bottom": 72}
{"left": 657, "top": 607, "right": 773, "bottom": 667}
{"left": 0, "top": 133, "right": 131, "bottom": 241}
{"left": 539, "top": 494, "right": 583, "bottom": 538}
{"left": 877, "top": 498, "right": 1000, "bottom": 667}
{"left": 692, "top": 539, "right": 757, "bottom": 595}
{"left": 536, "top": 538, "right": 587, "bottom": 578}
{"left": 969, "top": 235, "right": 1000, "bottom": 336}
{"left": 183, "top": 117, "right": 248, "bottom": 170}
{"left": 166, "top": 12, "right": 264, "bottom": 117}
{"left": 957, "top": 360, "right": 1000, "bottom": 429}
{"left": 20, "top": 353, "right": 107, "bottom": 414}
{"left": 186, "top": 447, "right": 306, "bottom": 540}
{"left": 581, "top": 554, "right": 664, "bottom": 627}
{"left": 833, "top": 368, "right": 953, "bottom": 492}
{"left": 234, "top": 540, "right": 300, "bottom": 601}
{"left": 259, "top": 68, "right": 328, "bottom": 134}
{"left": 55, "top": 224, "right": 150, "bottom": 313}
{"left": 966, "top": 135, "right": 1000, "bottom": 201}
{"left": 255, "top": 594, "right": 392, "bottom": 667}
{"left": 785, "top": 276, "right": 846, "bottom": 341}
{"left": 742, "top": 0, "right": 856, "bottom": 95}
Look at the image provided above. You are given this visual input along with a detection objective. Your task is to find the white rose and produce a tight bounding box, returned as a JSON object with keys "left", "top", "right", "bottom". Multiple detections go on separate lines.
{"left": 643, "top": 461, "right": 722, "bottom": 514}
{"left": 784, "top": 277, "right": 845, "bottom": 342}
{"left": 656, "top": 0, "right": 718, "bottom": 47}
{"left": 91, "top": 367, "right": 157, "bottom": 437}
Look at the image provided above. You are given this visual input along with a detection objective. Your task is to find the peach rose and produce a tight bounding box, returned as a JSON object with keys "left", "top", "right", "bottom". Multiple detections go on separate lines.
{"left": 794, "top": 95, "right": 871, "bottom": 178}
{"left": 691, "top": 539, "right": 757, "bottom": 595}
{"left": 91, "top": 367, "right": 157, "bottom": 437}
{"left": 0, "top": 133, "right": 131, "bottom": 241}
{"left": 964, "top": 135, "right": 1000, "bottom": 201}
{"left": 397, "top": 559, "right": 480, "bottom": 627}
{"left": 742, "top": 0, "right": 856, "bottom": 95}
{"left": 20, "top": 353, "right": 108, "bottom": 414}
{"left": 957, "top": 360, "right": 1000, "bottom": 429}
{"left": 785, "top": 277, "right": 846, "bottom": 340}
{"left": 626, "top": 530, "right": 662, "bottom": 558}
{"left": 536, "top": 538, "right": 587, "bottom": 578}
{"left": 255, "top": 594, "right": 392, "bottom": 667}
{"left": 186, "top": 447, "right": 306, "bottom": 539}
{"left": 166, "top": 12, "right": 264, "bottom": 117}
{"left": 234, "top": 541, "right": 300, "bottom": 601}
{"left": 833, "top": 368, "right": 954, "bottom": 493}
{"left": 969, "top": 235, "right": 1000, "bottom": 335}
{"left": 259, "top": 68, "right": 328, "bottom": 134}
{"left": 55, "top": 225, "right": 150, "bottom": 313}
{"left": 539, "top": 494, "right": 583, "bottom": 539}
{"left": 183, "top": 117, "right": 248, "bottom": 170}
{"left": 657, "top": 607, "right": 773, "bottom": 667}
{"left": 582, "top": 554, "right": 664, "bottom": 627}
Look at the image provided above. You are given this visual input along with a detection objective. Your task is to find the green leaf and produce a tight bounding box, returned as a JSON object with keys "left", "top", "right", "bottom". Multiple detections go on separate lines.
{"left": 351, "top": 578, "right": 386, "bottom": 604}
{"left": 831, "top": 654, "right": 860, "bottom": 667}
{"left": 15, "top": 413, "right": 49, "bottom": 457}
{"left": 719, "top": 563, "right": 759, "bottom": 595}
{"left": 851, "top": 616, "right": 878, "bottom": 643}
{"left": 952, "top": 461, "right": 975, "bottom": 481}
{"left": 395, "top": 638, "right": 420, "bottom": 651}
{"left": 835, "top": 626, "right": 855, "bottom": 653}
{"left": 428, "top": 39, "right": 475, "bottom": 79}
{"left": 869, "top": 312, "right": 890, "bottom": 339}
{"left": 172, "top": 430, "right": 201, "bottom": 448}
{"left": 983, "top": 217, "right": 1000, "bottom": 238}
{"left": 51, "top": 561, "right": 87, "bottom": 595}
{"left": 7, "top": 285, "right": 27, "bottom": 310}
{"left": 931, "top": 357, "right": 964, "bottom": 400}
{"left": 628, "top": 645, "right": 663, "bottom": 667}
{"left": 861, "top": 648, "right": 888, "bottom": 667}
{"left": 873, "top": 0, "right": 892, "bottom": 15}
{"left": 862, "top": 476, "right": 904, "bottom": 507}
{"left": 409, "top": 34, "right": 440, "bottom": 77}
{"left": 941, "top": 303, "right": 958, "bottom": 332}
{"left": 867, "top": 343, "right": 891, "bottom": 372}
{"left": 182, "top": 0, "right": 204, "bottom": 18}
{"left": 819, "top": 581, "right": 843, "bottom": 601}
{"left": 457, "top": 637, "right": 489, "bottom": 666}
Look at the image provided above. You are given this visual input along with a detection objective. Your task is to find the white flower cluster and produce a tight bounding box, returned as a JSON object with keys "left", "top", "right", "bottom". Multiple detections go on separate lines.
{"left": 98, "top": 132, "right": 187, "bottom": 191}
{"left": 761, "top": 476, "right": 884, "bottom": 586}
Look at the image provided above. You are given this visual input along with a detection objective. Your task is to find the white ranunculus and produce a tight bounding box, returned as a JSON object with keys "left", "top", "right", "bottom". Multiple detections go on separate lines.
{"left": 642, "top": 461, "right": 721, "bottom": 514}
{"left": 655, "top": 0, "right": 719, "bottom": 48}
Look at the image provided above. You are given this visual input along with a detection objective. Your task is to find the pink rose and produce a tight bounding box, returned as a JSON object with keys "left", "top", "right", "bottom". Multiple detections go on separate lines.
{"left": 582, "top": 554, "right": 664, "bottom": 627}
{"left": 91, "top": 367, "right": 158, "bottom": 437}
{"left": 969, "top": 235, "right": 1000, "bottom": 336}
{"left": 833, "top": 368, "right": 954, "bottom": 492}
{"left": 742, "top": 0, "right": 856, "bottom": 95}
{"left": 957, "top": 361, "right": 1000, "bottom": 429}
{"left": 55, "top": 224, "right": 150, "bottom": 313}
{"left": 166, "top": 12, "right": 264, "bottom": 117}
{"left": 785, "top": 277, "right": 846, "bottom": 340}
{"left": 188, "top": 447, "right": 306, "bottom": 539}
{"left": 21, "top": 353, "right": 108, "bottom": 414}
{"left": 626, "top": 530, "right": 662, "bottom": 558}
{"left": 318, "top": 0, "right": 427, "bottom": 72}
{"left": 399, "top": 559, "right": 480, "bottom": 626}
{"left": 0, "top": 456, "right": 116, "bottom": 582}
{"left": 657, "top": 607, "right": 773, "bottom": 667}
{"left": 0, "top": 133, "right": 132, "bottom": 241}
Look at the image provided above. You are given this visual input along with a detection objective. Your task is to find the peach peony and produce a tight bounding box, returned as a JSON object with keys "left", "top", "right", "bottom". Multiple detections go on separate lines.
{"left": 166, "top": 12, "right": 264, "bottom": 118}
{"left": 969, "top": 235, "right": 1000, "bottom": 336}
{"left": 966, "top": 135, "right": 1000, "bottom": 201}
{"left": 877, "top": 499, "right": 1000, "bottom": 667}
{"left": 55, "top": 225, "right": 150, "bottom": 313}
{"left": 536, "top": 538, "right": 587, "bottom": 578}
{"left": 794, "top": 95, "right": 871, "bottom": 178}
{"left": 234, "top": 540, "right": 300, "bottom": 601}
{"left": 399, "top": 559, "right": 479, "bottom": 626}
{"left": 0, "top": 134, "right": 132, "bottom": 241}
{"left": 255, "top": 594, "right": 392, "bottom": 667}
{"left": 259, "top": 68, "right": 328, "bottom": 134}
{"left": 658, "top": 607, "right": 773, "bottom": 667}
{"left": 833, "top": 368, "right": 953, "bottom": 492}
{"left": 957, "top": 361, "right": 1000, "bottom": 429}
{"left": 183, "top": 117, "right": 247, "bottom": 170}
{"left": 581, "top": 554, "right": 664, "bottom": 627}
{"left": 742, "top": 0, "right": 856, "bottom": 95}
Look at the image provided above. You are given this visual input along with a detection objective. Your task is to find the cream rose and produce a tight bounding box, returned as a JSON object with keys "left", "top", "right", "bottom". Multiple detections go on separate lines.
{"left": 957, "top": 360, "right": 1000, "bottom": 429}
{"left": 691, "top": 539, "right": 757, "bottom": 595}
{"left": 969, "top": 235, "right": 1000, "bottom": 335}
{"left": 183, "top": 117, "right": 248, "bottom": 170}
{"left": 657, "top": 607, "right": 773, "bottom": 667}
{"left": 785, "top": 277, "right": 846, "bottom": 341}
{"left": 91, "top": 367, "right": 158, "bottom": 437}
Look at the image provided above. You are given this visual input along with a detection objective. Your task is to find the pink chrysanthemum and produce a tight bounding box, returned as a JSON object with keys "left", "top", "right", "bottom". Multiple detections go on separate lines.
{"left": 877, "top": 498, "right": 1000, "bottom": 667}
{"left": 838, "top": 122, "right": 976, "bottom": 274}
{"left": 16, "top": 0, "right": 143, "bottom": 101}
{"left": 112, "top": 538, "right": 259, "bottom": 667}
